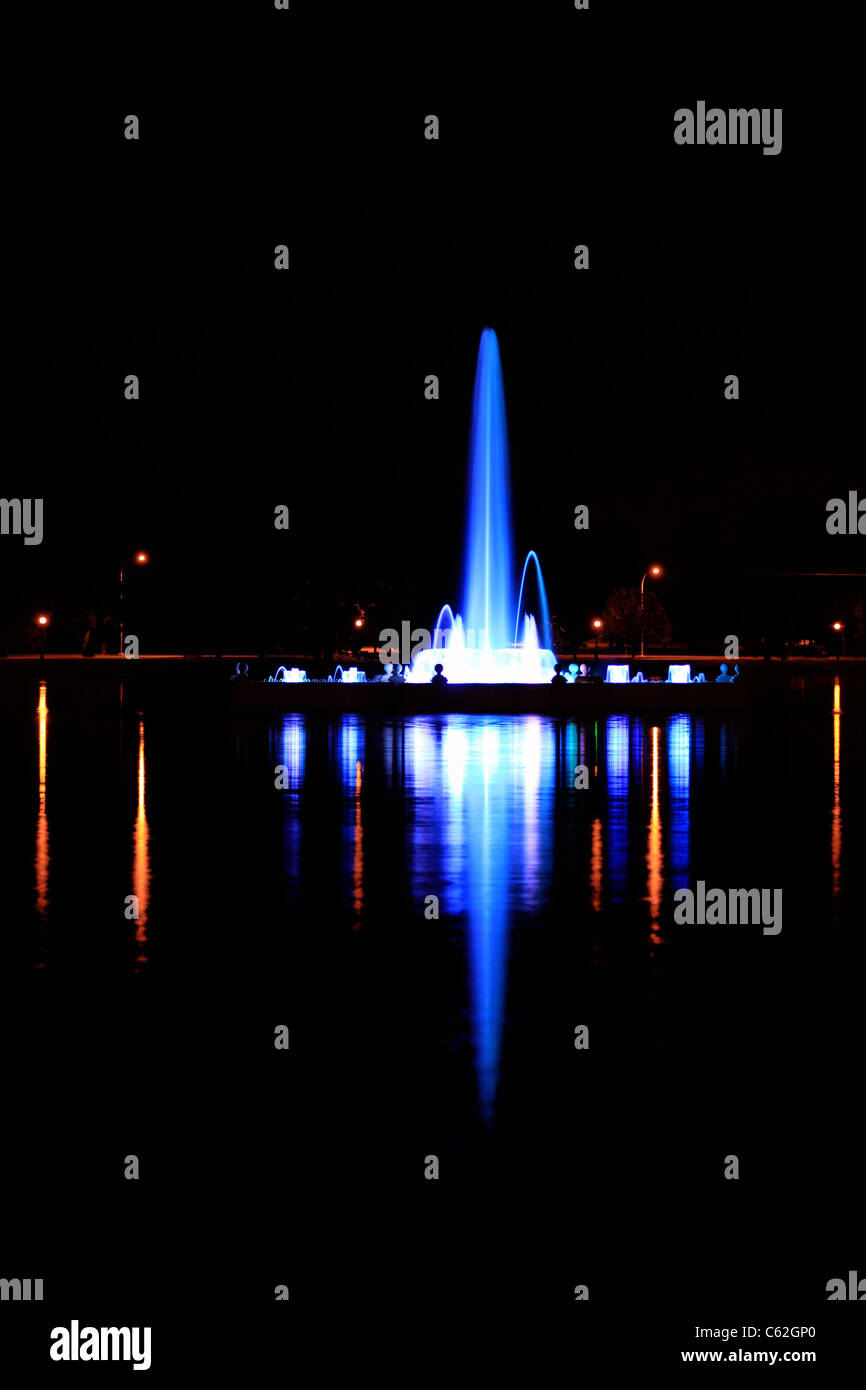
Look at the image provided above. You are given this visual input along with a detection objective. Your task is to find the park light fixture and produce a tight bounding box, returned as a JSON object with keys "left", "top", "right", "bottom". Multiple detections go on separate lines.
{"left": 120, "top": 550, "right": 151, "bottom": 653}
{"left": 640, "top": 565, "right": 663, "bottom": 658}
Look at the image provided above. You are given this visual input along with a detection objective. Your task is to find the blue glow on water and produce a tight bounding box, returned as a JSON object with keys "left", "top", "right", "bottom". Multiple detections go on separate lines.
{"left": 606, "top": 715, "right": 631, "bottom": 898}
{"left": 274, "top": 716, "right": 306, "bottom": 897}
{"left": 402, "top": 715, "right": 554, "bottom": 1123}
{"left": 667, "top": 714, "right": 691, "bottom": 893}
{"left": 278, "top": 715, "right": 306, "bottom": 790}
{"left": 271, "top": 713, "right": 720, "bottom": 1124}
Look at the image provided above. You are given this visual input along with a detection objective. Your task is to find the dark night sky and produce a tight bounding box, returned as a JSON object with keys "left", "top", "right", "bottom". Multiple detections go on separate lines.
{"left": 3, "top": 3, "right": 861, "bottom": 652}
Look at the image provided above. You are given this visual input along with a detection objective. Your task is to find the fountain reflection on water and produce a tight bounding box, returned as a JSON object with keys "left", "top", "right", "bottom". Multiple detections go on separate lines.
{"left": 309, "top": 712, "right": 731, "bottom": 1124}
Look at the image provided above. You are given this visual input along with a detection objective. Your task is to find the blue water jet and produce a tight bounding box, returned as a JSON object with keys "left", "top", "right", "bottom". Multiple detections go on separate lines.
{"left": 514, "top": 549, "right": 553, "bottom": 652}
{"left": 462, "top": 328, "right": 516, "bottom": 651}
{"left": 407, "top": 328, "right": 557, "bottom": 683}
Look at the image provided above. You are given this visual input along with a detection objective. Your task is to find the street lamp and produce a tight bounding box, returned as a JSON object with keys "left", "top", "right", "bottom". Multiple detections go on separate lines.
{"left": 119, "top": 551, "right": 149, "bottom": 654}
{"left": 640, "top": 565, "right": 662, "bottom": 658}
{"left": 36, "top": 613, "right": 50, "bottom": 660}
{"left": 832, "top": 621, "right": 846, "bottom": 659}
{"left": 592, "top": 618, "right": 602, "bottom": 659}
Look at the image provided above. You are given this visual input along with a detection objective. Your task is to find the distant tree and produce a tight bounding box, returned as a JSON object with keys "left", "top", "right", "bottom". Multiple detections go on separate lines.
{"left": 601, "top": 586, "right": 672, "bottom": 654}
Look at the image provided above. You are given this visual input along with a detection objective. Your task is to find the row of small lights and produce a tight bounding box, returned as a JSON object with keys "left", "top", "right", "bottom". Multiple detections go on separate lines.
{"left": 31, "top": 555, "right": 847, "bottom": 644}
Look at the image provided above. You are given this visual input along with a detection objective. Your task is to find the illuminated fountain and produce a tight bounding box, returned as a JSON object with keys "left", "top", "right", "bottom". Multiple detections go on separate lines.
{"left": 406, "top": 328, "right": 557, "bottom": 684}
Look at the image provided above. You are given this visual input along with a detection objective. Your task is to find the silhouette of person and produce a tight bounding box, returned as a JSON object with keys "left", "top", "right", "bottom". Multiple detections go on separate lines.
{"left": 731, "top": 663, "right": 742, "bottom": 681}
{"left": 431, "top": 662, "right": 448, "bottom": 686}
{"left": 716, "top": 662, "right": 732, "bottom": 683}
{"left": 551, "top": 664, "right": 567, "bottom": 685}
{"left": 231, "top": 661, "right": 249, "bottom": 681}
{"left": 389, "top": 663, "right": 405, "bottom": 683}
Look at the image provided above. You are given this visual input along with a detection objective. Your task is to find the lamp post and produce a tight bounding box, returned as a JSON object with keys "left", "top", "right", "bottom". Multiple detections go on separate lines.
{"left": 640, "top": 565, "right": 662, "bottom": 658}
{"left": 592, "top": 618, "right": 602, "bottom": 660}
{"left": 832, "top": 621, "right": 846, "bottom": 659}
{"left": 36, "top": 613, "right": 49, "bottom": 660}
{"left": 119, "top": 552, "right": 149, "bottom": 654}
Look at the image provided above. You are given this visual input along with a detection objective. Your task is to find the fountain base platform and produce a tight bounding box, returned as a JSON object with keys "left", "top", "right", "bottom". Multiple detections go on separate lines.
{"left": 229, "top": 681, "right": 749, "bottom": 715}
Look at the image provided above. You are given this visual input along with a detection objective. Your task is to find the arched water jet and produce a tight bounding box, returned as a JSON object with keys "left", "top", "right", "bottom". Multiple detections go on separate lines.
{"left": 433, "top": 604, "right": 456, "bottom": 647}
{"left": 514, "top": 550, "right": 553, "bottom": 653}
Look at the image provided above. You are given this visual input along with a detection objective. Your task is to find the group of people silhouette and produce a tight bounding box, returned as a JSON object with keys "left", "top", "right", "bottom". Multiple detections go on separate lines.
{"left": 373, "top": 661, "right": 407, "bottom": 683}
{"left": 551, "top": 663, "right": 595, "bottom": 684}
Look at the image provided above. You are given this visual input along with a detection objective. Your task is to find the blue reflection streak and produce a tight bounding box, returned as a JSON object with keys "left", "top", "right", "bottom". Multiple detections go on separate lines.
{"left": 605, "top": 715, "right": 630, "bottom": 901}
{"left": 667, "top": 714, "right": 691, "bottom": 893}
{"left": 338, "top": 715, "right": 365, "bottom": 792}
{"left": 407, "top": 716, "right": 553, "bottom": 1125}
{"left": 275, "top": 715, "right": 306, "bottom": 893}
{"left": 279, "top": 715, "right": 306, "bottom": 790}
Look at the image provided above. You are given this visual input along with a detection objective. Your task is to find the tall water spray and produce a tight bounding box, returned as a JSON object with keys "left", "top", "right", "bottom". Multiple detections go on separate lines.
{"left": 406, "top": 328, "right": 557, "bottom": 684}
{"left": 462, "top": 328, "right": 515, "bottom": 651}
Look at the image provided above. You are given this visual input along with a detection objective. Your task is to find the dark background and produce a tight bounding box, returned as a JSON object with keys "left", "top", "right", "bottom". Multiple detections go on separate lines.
{"left": 2, "top": 0, "right": 862, "bottom": 1378}
{"left": 3, "top": 3, "right": 861, "bottom": 658}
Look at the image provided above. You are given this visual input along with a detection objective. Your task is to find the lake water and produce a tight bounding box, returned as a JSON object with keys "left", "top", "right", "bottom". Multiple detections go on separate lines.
{"left": 1, "top": 673, "right": 863, "bottom": 1318}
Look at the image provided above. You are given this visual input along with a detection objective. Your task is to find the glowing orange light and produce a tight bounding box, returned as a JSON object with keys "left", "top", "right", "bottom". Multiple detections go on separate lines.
{"left": 650, "top": 565, "right": 662, "bottom": 576}
{"left": 592, "top": 619, "right": 602, "bottom": 629}
{"left": 832, "top": 621, "right": 842, "bottom": 631}
{"left": 37, "top": 614, "right": 49, "bottom": 626}
{"left": 135, "top": 552, "right": 149, "bottom": 564}
{"left": 354, "top": 619, "right": 363, "bottom": 628}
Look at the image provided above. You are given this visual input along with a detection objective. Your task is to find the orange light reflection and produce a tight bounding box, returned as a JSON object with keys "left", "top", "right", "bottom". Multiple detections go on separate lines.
{"left": 646, "top": 725, "right": 664, "bottom": 945}
{"left": 132, "top": 719, "right": 151, "bottom": 966}
{"left": 35, "top": 682, "right": 50, "bottom": 934}
{"left": 352, "top": 758, "right": 364, "bottom": 928}
{"left": 831, "top": 678, "right": 841, "bottom": 901}
{"left": 590, "top": 817, "right": 602, "bottom": 912}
